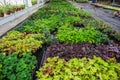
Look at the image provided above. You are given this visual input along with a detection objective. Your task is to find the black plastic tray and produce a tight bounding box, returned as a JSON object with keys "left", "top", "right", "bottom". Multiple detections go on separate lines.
{"left": 32, "top": 45, "right": 47, "bottom": 80}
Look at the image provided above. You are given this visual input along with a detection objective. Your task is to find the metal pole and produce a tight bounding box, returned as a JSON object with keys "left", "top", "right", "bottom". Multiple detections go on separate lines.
{"left": 113, "top": 0, "right": 115, "bottom": 4}
{"left": 24, "top": 0, "right": 32, "bottom": 8}
{"left": 27, "top": 0, "right": 32, "bottom": 7}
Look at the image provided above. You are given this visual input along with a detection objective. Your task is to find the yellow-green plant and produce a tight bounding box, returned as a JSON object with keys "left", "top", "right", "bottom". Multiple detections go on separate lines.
{"left": 0, "top": 30, "right": 44, "bottom": 54}
{"left": 36, "top": 56, "right": 120, "bottom": 80}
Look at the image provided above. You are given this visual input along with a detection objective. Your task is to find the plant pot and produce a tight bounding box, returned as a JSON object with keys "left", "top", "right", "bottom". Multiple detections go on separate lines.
{"left": 15, "top": 7, "right": 22, "bottom": 12}
{"left": 10, "top": 9, "right": 16, "bottom": 13}
{"left": 6, "top": 11, "right": 11, "bottom": 15}
{"left": 15, "top": 8, "right": 20, "bottom": 12}
{"left": 20, "top": 7, "right": 23, "bottom": 10}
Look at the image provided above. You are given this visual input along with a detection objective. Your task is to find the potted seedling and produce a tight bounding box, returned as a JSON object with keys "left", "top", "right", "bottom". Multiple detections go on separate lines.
{"left": 21, "top": 5, "right": 25, "bottom": 10}
{"left": 17, "top": 5, "right": 25, "bottom": 11}
{"left": 32, "top": 0, "right": 37, "bottom": 5}
{"left": 15, "top": 5, "right": 21, "bottom": 12}
{"left": 5, "top": 5, "right": 11, "bottom": 15}
{"left": 2, "top": 4, "right": 14, "bottom": 16}
{"left": 10, "top": 5, "right": 16, "bottom": 13}
{"left": 2, "top": 5, "right": 9, "bottom": 16}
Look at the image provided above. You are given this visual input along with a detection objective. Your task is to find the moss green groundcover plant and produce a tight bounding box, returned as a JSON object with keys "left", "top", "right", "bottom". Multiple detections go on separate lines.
{"left": 0, "top": 53, "right": 37, "bottom": 80}
{"left": 36, "top": 56, "right": 120, "bottom": 80}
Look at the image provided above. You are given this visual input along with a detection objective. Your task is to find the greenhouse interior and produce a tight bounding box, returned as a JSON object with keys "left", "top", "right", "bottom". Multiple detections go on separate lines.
{"left": 0, "top": 0, "right": 120, "bottom": 80}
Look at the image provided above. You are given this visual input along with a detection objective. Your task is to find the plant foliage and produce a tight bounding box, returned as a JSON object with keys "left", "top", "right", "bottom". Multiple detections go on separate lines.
{"left": 0, "top": 53, "right": 37, "bottom": 80}
{"left": 36, "top": 56, "right": 120, "bottom": 80}
{"left": 46, "top": 43, "right": 120, "bottom": 61}
{"left": 57, "top": 25, "right": 109, "bottom": 44}
{"left": 0, "top": 30, "right": 44, "bottom": 54}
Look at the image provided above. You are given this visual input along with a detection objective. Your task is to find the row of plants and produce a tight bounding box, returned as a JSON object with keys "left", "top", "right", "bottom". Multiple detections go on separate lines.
{"left": 46, "top": 43, "right": 120, "bottom": 61}
{"left": 29, "top": 1, "right": 92, "bottom": 20}
{"left": 0, "top": 30, "right": 44, "bottom": 54}
{"left": 0, "top": 4, "right": 25, "bottom": 17}
{"left": 82, "top": 19, "right": 120, "bottom": 42}
{"left": 1, "top": 0, "right": 120, "bottom": 80}
{"left": 37, "top": 56, "right": 120, "bottom": 80}
{"left": 56, "top": 25, "right": 109, "bottom": 44}
{"left": 0, "top": 0, "right": 39, "bottom": 17}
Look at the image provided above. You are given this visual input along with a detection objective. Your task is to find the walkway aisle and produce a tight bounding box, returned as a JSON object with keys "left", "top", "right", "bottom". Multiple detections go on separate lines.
{"left": 70, "top": 1, "right": 120, "bottom": 31}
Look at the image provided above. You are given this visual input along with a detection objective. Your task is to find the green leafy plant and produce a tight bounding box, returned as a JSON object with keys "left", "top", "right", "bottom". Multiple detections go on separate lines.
{"left": 17, "top": 25, "right": 42, "bottom": 33}
{"left": 83, "top": 19, "right": 120, "bottom": 42}
{"left": 34, "top": 15, "right": 62, "bottom": 32}
{"left": 0, "top": 7, "right": 4, "bottom": 17}
{"left": 0, "top": 3, "right": 25, "bottom": 16}
{"left": 2, "top": 5, "right": 21, "bottom": 14}
{"left": 32, "top": 0, "right": 37, "bottom": 5}
{"left": 36, "top": 56, "right": 120, "bottom": 80}
{"left": 82, "top": 19, "right": 110, "bottom": 30}
{"left": 16, "top": 0, "right": 92, "bottom": 35}
{"left": 0, "top": 53, "right": 37, "bottom": 80}
{"left": 113, "top": 31, "right": 120, "bottom": 41}
{"left": 29, "top": 1, "right": 92, "bottom": 20}
{"left": 16, "top": 24, "right": 56, "bottom": 45}
{"left": 57, "top": 25, "right": 109, "bottom": 44}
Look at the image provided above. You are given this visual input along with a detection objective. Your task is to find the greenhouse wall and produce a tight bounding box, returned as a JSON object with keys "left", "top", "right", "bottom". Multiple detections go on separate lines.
{"left": 0, "top": 0, "right": 24, "bottom": 5}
